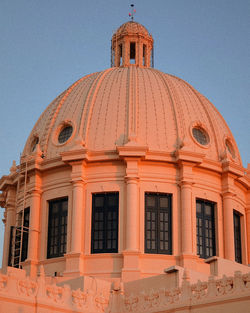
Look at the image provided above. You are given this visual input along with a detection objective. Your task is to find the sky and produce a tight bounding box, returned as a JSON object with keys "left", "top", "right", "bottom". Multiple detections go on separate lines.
{"left": 0, "top": 0, "right": 249, "bottom": 265}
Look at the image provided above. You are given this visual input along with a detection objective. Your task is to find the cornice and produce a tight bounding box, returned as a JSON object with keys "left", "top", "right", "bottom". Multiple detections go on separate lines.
{"left": 174, "top": 149, "right": 205, "bottom": 165}
{"left": 117, "top": 144, "right": 148, "bottom": 158}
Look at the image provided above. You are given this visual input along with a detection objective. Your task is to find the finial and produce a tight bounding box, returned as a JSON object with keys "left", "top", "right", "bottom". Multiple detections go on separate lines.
{"left": 129, "top": 4, "right": 136, "bottom": 21}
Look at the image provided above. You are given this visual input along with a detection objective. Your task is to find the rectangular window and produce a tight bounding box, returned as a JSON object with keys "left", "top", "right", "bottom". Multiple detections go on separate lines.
{"left": 91, "top": 192, "right": 119, "bottom": 253}
{"left": 8, "top": 207, "right": 30, "bottom": 267}
{"left": 233, "top": 211, "right": 242, "bottom": 263}
{"left": 47, "top": 198, "right": 68, "bottom": 259}
{"left": 143, "top": 44, "right": 146, "bottom": 66}
{"left": 196, "top": 199, "right": 216, "bottom": 259}
{"left": 119, "top": 44, "right": 123, "bottom": 66}
{"left": 130, "top": 42, "right": 136, "bottom": 64}
{"left": 145, "top": 193, "right": 172, "bottom": 254}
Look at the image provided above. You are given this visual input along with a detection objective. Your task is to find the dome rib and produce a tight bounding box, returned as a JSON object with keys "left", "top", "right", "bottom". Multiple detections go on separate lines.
{"left": 144, "top": 68, "right": 160, "bottom": 149}
{"left": 153, "top": 70, "right": 180, "bottom": 148}
{"left": 149, "top": 69, "right": 169, "bottom": 149}
{"left": 81, "top": 68, "right": 113, "bottom": 147}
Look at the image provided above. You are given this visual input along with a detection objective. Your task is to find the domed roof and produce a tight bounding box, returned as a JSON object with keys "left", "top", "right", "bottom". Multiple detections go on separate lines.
{"left": 112, "top": 21, "right": 151, "bottom": 38}
{"left": 23, "top": 67, "right": 241, "bottom": 165}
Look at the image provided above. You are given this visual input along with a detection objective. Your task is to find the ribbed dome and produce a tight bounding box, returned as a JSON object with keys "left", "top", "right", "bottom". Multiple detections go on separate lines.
{"left": 23, "top": 67, "right": 241, "bottom": 165}
{"left": 113, "top": 21, "right": 150, "bottom": 38}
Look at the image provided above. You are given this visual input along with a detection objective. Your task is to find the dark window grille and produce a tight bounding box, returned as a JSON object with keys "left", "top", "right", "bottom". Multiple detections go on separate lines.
{"left": 196, "top": 199, "right": 216, "bottom": 259}
{"left": 47, "top": 198, "right": 68, "bottom": 258}
{"left": 145, "top": 193, "right": 172, "bottom": 254}
{"left": 233, "top": 211, "right": 242, "bottom": 263}
{"left": 192, "top": 127, "right": 209, "bottom": 145}
{"left": 91, "top": 192, "right": 119, "bottom": 254}
{"left": 58, "top": 126, "right": 73, "bottom": 144}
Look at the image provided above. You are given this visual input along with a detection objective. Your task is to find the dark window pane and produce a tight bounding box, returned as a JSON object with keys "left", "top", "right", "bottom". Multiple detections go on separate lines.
{"left": 145, "top": 193, "right": 172, "bottom": 254}
{"left": 196, "top": 199, "right": 216, "bottom": 259}
{"left": 47, "top": 198, "right": 68, "bottom": 259}
{"left": 234, "top": 211, "right": 242, "bottom": 263}
{"left": 160, "top": 197, "right": 168, "bottom": 208}
{"left": 91, "top": 193, "right": 119, "bottom": 254}
{"left": 146, "top": 196, "right": 155, "bottom": 207}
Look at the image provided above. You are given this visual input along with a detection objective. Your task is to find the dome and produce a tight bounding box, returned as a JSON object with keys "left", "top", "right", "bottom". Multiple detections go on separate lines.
{"left": 112, "top": 21, "right": 151, "bottom": 38}
{"left": 23, "top": 66, "right": 241, "bottom": 165}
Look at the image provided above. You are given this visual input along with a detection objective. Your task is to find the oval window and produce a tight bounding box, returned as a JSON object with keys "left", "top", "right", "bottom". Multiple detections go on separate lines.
{"left": 225, "top": 139, "right": 235, "bottom": 158}
{"left": 192, "top": 127, "right": 209, "bottom": 146}
{"left": 31, "top": 137, "right": 39, "bottom": 152}
{"left": 58, "top": 125, "right": 73, "bottom": 144}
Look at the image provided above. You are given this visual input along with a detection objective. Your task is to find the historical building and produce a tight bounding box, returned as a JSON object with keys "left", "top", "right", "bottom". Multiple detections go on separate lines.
{"left": 0, "top": 20, "right": 250, "bottom": 312}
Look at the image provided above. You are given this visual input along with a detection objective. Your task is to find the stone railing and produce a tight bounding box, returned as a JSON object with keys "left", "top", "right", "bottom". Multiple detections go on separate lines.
{"left": 0, "top": 268, "right": 249, "bottom": 313}
{"left": 122, "top": 270, "right": 250, "bottom": 312}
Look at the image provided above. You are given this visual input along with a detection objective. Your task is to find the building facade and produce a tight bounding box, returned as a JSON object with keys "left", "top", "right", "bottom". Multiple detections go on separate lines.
{"left": 0, "top": 21, "right": 250, "bottom": 312}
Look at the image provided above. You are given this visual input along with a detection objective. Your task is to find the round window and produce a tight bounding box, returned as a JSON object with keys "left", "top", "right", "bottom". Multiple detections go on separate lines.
{"left": 225, "top": 139, "right": 235, "bottom": 158}
{"left": 58, "top": 125, "right": 73, "bottom": 144}
{"left": 31, "top": 137, "right": 39, "bottom": 152}
{"left": 192, "top": 127, "right": 209, "bottom": 146}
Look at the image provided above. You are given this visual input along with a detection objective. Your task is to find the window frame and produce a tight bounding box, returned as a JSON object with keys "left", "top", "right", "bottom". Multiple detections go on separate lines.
{"left": 145, "top": 192, "right": 172, "bottom": 255}
{"left": 196, "top": 199, "right": 216, "bottom": 259}
{"left": 47, "top": 197, "right": 68, "bottom": 259}
{"left": 233, "top": 210, "right": 242, "bottom": 264}
{"left": 91, "top": 192, "right": 119, "bottom": 254}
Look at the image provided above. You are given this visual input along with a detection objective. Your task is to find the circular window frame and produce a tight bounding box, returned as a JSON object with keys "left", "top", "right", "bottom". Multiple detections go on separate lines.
{"left": 190, "top": 122, "right": 211, "bottom": 149}
{"left": 53, "top": 120, "right": 75, "bottom": 147}
{"left": 224, "top": 136, "right": 236, "bottom": 159}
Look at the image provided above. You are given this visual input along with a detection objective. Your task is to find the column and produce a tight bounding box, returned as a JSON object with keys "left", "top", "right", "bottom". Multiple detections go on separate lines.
{"left": 27, "top": 189, "right": 41, "bottom": 277}
{"left": 125, "top": 177, "right": 139, "bottom": 251}
{"left": 223, "top": 192, "right": 235, "bottom": 261}
{"left": 71, "top": 179, "right": 85, "bottom": 253}
{"left": 180, "top": 181, "right": 193, "bottom": 255}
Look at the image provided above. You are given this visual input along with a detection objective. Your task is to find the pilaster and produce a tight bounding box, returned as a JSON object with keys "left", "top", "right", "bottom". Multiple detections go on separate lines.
{"left": 64, "top": 160, "right": 86, "bottom": 277}
{"left": 26, "top": 188, "right": 42, "bottom": 277}
{"left": 117, "top": 144, "right": 147, "bottom": 282}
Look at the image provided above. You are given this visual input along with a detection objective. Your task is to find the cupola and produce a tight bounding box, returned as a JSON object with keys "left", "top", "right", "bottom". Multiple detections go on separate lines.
{"left": 111, "top": 21, "right": 154, "bottom": 67}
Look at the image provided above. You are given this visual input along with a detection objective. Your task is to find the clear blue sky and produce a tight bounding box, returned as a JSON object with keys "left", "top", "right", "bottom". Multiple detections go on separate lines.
{"left": 0, "top": 0, "right": 249, "bottom": 265}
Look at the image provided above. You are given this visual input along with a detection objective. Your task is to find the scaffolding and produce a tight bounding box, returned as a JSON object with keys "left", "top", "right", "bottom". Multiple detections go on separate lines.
{"left": 9, "top": 160, "right": 30, "bottom": 268}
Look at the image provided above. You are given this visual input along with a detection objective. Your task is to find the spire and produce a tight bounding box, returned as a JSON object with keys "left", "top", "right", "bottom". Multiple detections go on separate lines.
{"left": 111, "top": 18, "right": 154, "bottom": 68}
{"left": 129, "top": 4, "right": 136, "bottom": 21}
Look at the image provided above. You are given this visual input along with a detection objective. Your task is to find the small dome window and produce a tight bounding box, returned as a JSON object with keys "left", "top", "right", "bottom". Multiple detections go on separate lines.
{"left": 58, "top": 125, "right": 73, "bottom": 144}
{"left": 225, "top": 139, "right": 235, "bottom": 158}
{"left": 31, "top": 137, "right": 39, "bottom": 152}
{"left": 192, "top": 127, "right": 209, "bottom": 146}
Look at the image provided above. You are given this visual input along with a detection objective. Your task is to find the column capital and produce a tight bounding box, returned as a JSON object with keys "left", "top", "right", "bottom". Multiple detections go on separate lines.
{"left": 125, "top": 176, "right": 139, "bottom": 184}
{"left": 179, "top": 180, "right": 193, "bottom": 188}
{"left": 221, "top": 191, "right": 236, "bottom": 198}
{"left": 71, "top": 177, "right": 86, "bottom": 185}
{"left": 30, "top": 188, "right": 43, "bottom": 196}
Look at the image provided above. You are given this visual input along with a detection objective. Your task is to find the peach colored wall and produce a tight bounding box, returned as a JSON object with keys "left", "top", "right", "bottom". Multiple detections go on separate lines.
{"left": 1, "top": 154, "right": 249, "bottom": 279}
